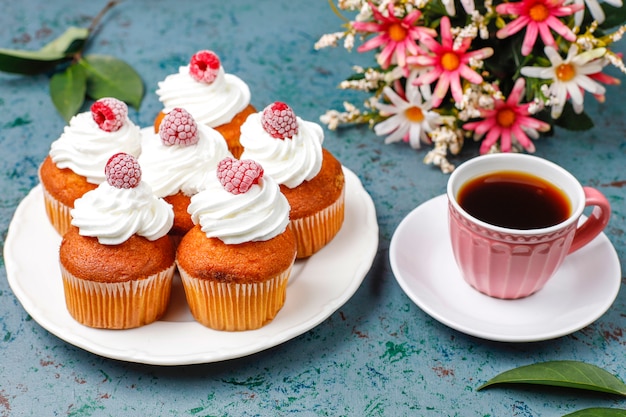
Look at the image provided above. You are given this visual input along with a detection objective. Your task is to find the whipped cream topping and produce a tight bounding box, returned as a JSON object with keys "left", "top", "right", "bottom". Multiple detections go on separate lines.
{"left": 71, "top": 181, "right": 174, "bottom": 245}
{"left": 188, "top": 173, "right": 290, "bottom": 244}
{"left": 139, "top": 125, "right": 233, "bottom": 197}
{"left": 239, "top": 113, "right": 324, "bottom": 188}
{"left": 156, "top": 66, "right": 250, "bottom": 127}
{"left": 49, "top": 111, "right": 142, "bottom": 184}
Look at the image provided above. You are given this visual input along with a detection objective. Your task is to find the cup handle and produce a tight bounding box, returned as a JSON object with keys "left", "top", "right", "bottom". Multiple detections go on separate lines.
{"left": 568, "top": 186, "right": 611, "bottom": 254}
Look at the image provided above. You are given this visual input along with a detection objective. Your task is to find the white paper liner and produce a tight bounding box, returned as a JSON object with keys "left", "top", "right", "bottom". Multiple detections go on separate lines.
{"left": 60, "top": 263, "right": 176, "bottom": 329}
{"left": 290, "top": 187, "right": 345, "bottom": 258}
{"left": 41, "top": 185, "right": 72, "bottom": 237}
{"left": 178, "top": 265, "right": 292, "bottom": 331}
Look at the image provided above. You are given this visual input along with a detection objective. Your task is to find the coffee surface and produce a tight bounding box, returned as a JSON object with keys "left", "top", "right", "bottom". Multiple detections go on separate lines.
{"left": 457, "top": 171, "right": 571, "bottom": 229}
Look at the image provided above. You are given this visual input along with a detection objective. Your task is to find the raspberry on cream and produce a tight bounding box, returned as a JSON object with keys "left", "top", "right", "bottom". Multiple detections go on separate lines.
{"left": 70, "top": 153, "right": 174, "bottom": 246}
{"left": 155, "top": 51, "right": 251, "bottom": 128}
{"left": 239, "top": 103, "right": 324, "bottom": 189}
{"left": 49, "top": 98, "right": 142, "bottom": 185}
{"left": 139, "top": 115, "right": 233, "bottom": 198}
{"left": 188, "top": 158, "right": 291, "bottom": 245}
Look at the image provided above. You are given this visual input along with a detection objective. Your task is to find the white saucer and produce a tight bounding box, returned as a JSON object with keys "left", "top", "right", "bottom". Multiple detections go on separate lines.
{"left": 4, "top": 167, "right": 378, "bottom": 365}
{"left": 389, "top": 194, "right": 621, "bottom": 342}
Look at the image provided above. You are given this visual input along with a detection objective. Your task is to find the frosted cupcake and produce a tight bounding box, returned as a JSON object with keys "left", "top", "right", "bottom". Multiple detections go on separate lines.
{"left": 154, "top": 50, "right": 256, "bottom": 158}
{"left": 59, "top": 153, "right": 176, "bottom": 329}
{"left": 239, "top": 102, "right": 345, "bottom": 258}
{"left": 176, "top": 157, "right": 297, "bottom": 331}
{"left": 139, "top": 107, "right": 232, "bottom": 243}
{"left": 39, "top": 98, "right": 142, "bottom": 236}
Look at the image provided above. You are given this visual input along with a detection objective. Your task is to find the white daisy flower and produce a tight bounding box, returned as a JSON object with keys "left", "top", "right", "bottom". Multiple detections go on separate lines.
{"left": 521, "top": 44, "right": 607, "bottom": 119}
{"left": 572, "top": 0, "right": 623, "bottom": 27}
{"left": 373, "top": 81, "right": 443, "bottom": 149}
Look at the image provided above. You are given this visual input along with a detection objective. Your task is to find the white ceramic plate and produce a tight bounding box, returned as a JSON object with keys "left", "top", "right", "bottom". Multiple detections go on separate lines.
{"left": 389, "top": 194, "right": 621, "bottom": 343}
{"left": 5, "top": 167, "right": 378, "bottom": 365}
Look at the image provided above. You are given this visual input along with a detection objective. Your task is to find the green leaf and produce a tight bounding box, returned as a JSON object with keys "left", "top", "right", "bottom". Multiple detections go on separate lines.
{"left": 50, "top": 63, "right": 87, "bottom": 122}
{"left": 0, "top": 27, "right": 88, "bottom": 75}
{"left": 80, "top": 54, "right": 144, "bottom": 109}
{"left": 554, "top": 104, "right": 594, "bottom": 131}
{"left": 478, "top": 361, "right": 626, "bottom": 396}
{"left": 38, "top": 27, "right": 89, "bottom": 55}
{"left": 563, "top": 408, "right": 626, "bottom": 417}
{"left": 599, "top": 4, "right": 626, "bottom": 30}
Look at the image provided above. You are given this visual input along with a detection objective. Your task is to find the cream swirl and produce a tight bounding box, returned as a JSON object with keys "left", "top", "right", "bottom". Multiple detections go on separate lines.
{"left": 49, "top": 112, "right": 142, "bottom": 184}
{"left": 71, "top": 181, "right": 174, "bottom": 245}
{"left": 156, "top": 66, "right": 250, "bottom": 127}
{"left": 139, "top": 125, "right": 233, "bottom": 197}
{"left": 239, "top": 113, "right": 324, "bottom": 188}
{"left": 188, "top": 174, "right": 290, "bottom": 244}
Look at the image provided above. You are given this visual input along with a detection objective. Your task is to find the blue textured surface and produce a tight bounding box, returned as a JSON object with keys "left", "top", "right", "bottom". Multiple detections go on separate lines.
{"left": 1, "top": 1, "right": 626, "bottom": 416}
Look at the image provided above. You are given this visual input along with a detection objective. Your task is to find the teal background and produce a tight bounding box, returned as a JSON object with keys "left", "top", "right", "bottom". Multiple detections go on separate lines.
{"left": 1, "top": 1, "right": 626, "bottom": 416}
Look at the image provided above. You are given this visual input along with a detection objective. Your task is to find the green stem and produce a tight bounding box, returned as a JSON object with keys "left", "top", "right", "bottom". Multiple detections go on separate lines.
{"left": 328, "top": 0, "right": 349, "bottom": 23}
{"left": 88, "top": 0, "right": 121, "bottom": 33}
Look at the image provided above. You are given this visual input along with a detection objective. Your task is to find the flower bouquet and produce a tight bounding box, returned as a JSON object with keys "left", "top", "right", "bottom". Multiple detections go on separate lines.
{"left": 315, "top": 0, "right": 626, "bottom": 172}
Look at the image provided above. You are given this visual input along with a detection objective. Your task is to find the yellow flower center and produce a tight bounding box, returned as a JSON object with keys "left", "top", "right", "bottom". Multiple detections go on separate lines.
{"left": 555, "top": 63, "right": 576, "bottom": 81}
{"left": 529, "top": 3, "right": 550, "bottom": 22}
{"left": 388, "top": 23, "right": 407, "bottom": 42}
{"left": 496, "top": 108, "right": 516, "bottom": 128}
{"left": 405, "top": 106, "right": 425, "bottom": 122}
{"left": 441, "top": 52, "right": 460, "bottom": 71}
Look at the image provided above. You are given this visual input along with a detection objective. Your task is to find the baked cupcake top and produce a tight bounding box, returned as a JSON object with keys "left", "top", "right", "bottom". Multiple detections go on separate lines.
{"left": 49, "top": 98, "right": 142, "bottom": 185}
{"left": 239, "top": 102, "right": 323, "bottom": 188}
{"left": 188, "top": 157, "right": 290, "bottom": 245}
{"left": 71, "top": 153, "right": 174, "bottom": 245}
{"left": 139, "top": 108, "right": 233, "bottom": 198}
{"left": 155, "top": 50, "right": 250, "bottom": 127}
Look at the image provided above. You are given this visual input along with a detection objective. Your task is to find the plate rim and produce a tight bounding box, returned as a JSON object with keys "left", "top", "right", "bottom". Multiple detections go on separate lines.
{"left": 389, "top": 194, "right": 621, "bottom": 343}
{"left": 5, "top": 167, "right": 379, "bottom": 365}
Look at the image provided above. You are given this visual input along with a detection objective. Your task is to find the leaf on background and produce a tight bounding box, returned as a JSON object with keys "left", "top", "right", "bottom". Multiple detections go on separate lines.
{"left": 562, "top": 408, "right": 626, "bottom": 417}
{"left": 599, "top": 4, "right": 626, "bottom": 30}
{"left": 477, "top": 361, "right": 626, "bottom": 396}
{"left": 0, "top": 27, "right": 88, "bottom": 75}
{"left": 38, "top": 27, "right": 89, "bottom": 55}
{"left": 80, "top": 54, "right": 144, "bottom": 109}
{"left": 554, "top": 104, "right": 594, "bottom": 131}
{"left": 50, "top": 63, "right": 87, "bottom": 122}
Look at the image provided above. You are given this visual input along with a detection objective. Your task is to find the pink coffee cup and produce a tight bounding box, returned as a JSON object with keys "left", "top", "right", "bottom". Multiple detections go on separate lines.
{"left": 447, "top": 153, "right": 610, "bottom": 299}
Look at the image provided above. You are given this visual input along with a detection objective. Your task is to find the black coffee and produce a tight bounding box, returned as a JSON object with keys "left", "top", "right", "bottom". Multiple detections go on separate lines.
{"left": 457, "top": 171, "right": 571, "bottom": 229}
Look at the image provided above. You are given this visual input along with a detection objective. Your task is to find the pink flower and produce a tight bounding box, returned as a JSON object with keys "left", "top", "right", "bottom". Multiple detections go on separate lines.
{"left": 352, "top": 2, "right": 436, "bottom": 69}
{"left": 463, "top": 78, "right": 550, "bottom": 154}
{"left": 407, "top": 16, "right": 493, "bottom": 108}
{"left": 496, "top": 0, "right": 583, "bottom": 56}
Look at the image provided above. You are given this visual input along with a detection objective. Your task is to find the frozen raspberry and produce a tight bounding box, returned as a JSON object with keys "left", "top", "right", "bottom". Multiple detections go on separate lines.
{"left": 189, "top": 50, "right": 221, "bottom": 84}
{"left": 159, "top": 108, "right": 199, "bottom": 146}
{"left": 105, "top": 153, "right": 141, "bottom": 189}
{"left": 217, "top": 157, "right": 264, "bottom": 195}
{"left": 91, "top": 98, "right": 128, "bottom": 132}
{"left": 261, "top": 101, "right": 299, "bottom": 139}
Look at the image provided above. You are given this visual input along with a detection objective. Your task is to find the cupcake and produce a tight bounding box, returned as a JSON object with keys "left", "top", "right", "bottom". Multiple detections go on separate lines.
{"left": 176, "top": 157, "right": 297, "bottom": 331}
{"left": 154, "top": 50, "right": 256, "bottom": 158}
{"left": 239, "top": 102, "right": 345, "bottom": 258}
{"left": 59, "top": 153, "right": 176, "bottom": 329}
{"left": 139, "top": 107, "right": 233, "bottom": 244}
{"left": 39, "top": 98, "right": 142, "bottom": 236}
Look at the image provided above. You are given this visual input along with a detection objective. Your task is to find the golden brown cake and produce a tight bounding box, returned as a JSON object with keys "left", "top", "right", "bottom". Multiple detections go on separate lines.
{"left": 39, "top": 98, "right": 142, "bottom": 236}
{"left": 154, "top": 50, "right": 255, "bottom": 158}
{"left": 177, "top": 226, "right": 296, "bottom": 331}
{"left": 59, "top": 153, "right": 176, "bottom": 329}
{"left": 239, "top": 102, "right": 346, "bottom": 258}
{"left": 279, "top": 149, "right": 345, "bottom": 258}
{"left": 39, "top": 155, "right": 97, "bottom": 235}
{"left": 176, "top": 157, "right": 296, "bottom": 331}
